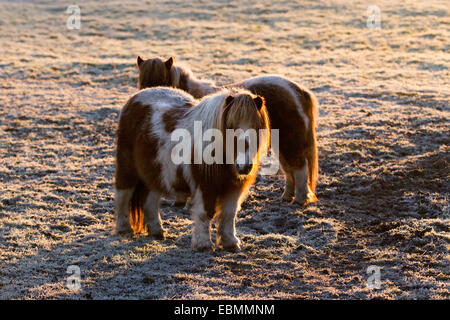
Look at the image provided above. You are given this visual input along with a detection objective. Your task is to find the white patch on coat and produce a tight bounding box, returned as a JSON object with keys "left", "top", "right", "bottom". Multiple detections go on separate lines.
{"left": 129, "top": 88, "right": 197, "bottom": 195}
{"left": 133, "top": 87, "right": 193, "bottom": 107}
{"left": 217, "top": 189, "right": 241, "bottom": 249}
{"left": 190, "top": 189, "right": 212, "bottom": 250}
{"left": 150, "top": 107, "right": 178, "bottom": 192}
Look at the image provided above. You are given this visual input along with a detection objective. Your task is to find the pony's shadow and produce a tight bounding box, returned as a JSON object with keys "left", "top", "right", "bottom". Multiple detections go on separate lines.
{"left": 2, "top": 223, "right": 217, "bottom": 299}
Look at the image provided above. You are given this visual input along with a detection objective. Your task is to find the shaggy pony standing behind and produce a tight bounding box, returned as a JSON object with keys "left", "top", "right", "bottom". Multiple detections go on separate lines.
{"left": 137, "top": 56, "right": 319, "bottom": 205}
{"left": 115, "top": 87, "right": 269, "bottom": 251}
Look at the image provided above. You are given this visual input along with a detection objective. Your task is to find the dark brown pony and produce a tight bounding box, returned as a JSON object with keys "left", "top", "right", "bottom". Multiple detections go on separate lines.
{"left": 136, "top": 56, "right": 318, "bottom": 204}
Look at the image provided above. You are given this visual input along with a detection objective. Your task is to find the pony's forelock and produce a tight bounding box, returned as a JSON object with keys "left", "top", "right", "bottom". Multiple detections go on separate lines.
{"left": 223, "top": 92, "right": 267, "bottom": 131}
{"left": 190, "top": 89, "right": 260, "bottom": 131}
{"left": 185, "top": 88, "right": 270, "bottom": 155}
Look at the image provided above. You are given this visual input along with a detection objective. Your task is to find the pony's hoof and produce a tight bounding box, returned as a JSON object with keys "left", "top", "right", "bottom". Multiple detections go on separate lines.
{"left": 115, "top": 230, "right": 134, "bottom": 237}
{"left": 193, "top": 244, "right": 213, "bottom": 252}
{"left": 222, "top": 242, "right": 241, "bottom": 252}
{"left": 192, "top": 239, "right": 213, "bottom": 251}
{"left": 307, "top": 192, "right": 318, "bottom": 204}
{"left": 147, "top": 225, "right": 165, "bottom": 240}
{"left": 150, "top": 232, "right": 165, "bottom": 240}
{"left": 218, "top": 238, "right": 241, "bottom": 252}
{"left": 281, "top": 193, "right": 294, "bottom": 202}
{"left": 114, "top": 223, "right": 133, "bottom": 236}
{"left": 293, "top": 192, "right": 318, "bottom": 206}
{"left": 289, "top": 199, "right": 306, "bottom": 207}
{"left": 290, "top": 192, "right": 307, "bottom": 205}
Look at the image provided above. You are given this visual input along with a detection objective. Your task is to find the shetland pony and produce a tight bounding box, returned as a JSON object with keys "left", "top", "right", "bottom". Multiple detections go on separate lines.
{"left": 115, "top": 87, "right": 270, "bottom": 251}
{"left": 136, "top": 56, "right": 319, "bottom": 205}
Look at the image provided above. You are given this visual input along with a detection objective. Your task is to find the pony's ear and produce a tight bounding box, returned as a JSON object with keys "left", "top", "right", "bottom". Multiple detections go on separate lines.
{"left": 137, "top": 56, "right": 144, "bottom": 67}
{"left": 254, "top": 96, "right": 264, "bottom": 110}
{"left": 225, "top": 95, "right": 234, "bottom": 106}
{"left": 165, "top": 57, "right": 174, "bottom": 70}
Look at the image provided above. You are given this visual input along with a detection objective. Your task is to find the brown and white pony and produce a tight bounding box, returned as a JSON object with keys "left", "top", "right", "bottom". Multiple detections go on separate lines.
{"left": 136, "top": 56, "right": 319, "bottom": 205}
{"left": 115, "top": 87, "right": 269, "bottom": 251}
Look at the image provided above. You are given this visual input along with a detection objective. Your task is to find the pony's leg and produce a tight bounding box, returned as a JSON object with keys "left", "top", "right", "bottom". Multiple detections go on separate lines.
{"left": 190, "top": 188, "right": 213, "bottom": 251}
{"left": 217, "top": 189, "right": 242, "bottom": 251}
{"left": 114, "top": 188, "right": 134, "bottom": 234}
{"left": 293, "top": 158, "right": 313, "bottom": 205}
{"left": 115, "top": 136, "right": 139, "bottom": 234}
{"left": 278, "top": 157, "right": 294, "bottom": 201}
{"left": 143, "top": 190, "right": 164, "bottom": 239}
{"left": 281, "top": 170, "right": 295, "bottom": 201}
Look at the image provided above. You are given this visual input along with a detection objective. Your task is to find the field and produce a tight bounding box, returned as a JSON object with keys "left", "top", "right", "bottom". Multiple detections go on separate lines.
{"left": 0, "top": 0, "right": 449, "bottom": 299}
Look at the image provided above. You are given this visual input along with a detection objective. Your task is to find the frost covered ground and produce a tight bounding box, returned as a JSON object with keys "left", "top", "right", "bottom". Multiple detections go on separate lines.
{"left": 0, "top": 0, "right": 448, "bottom": 299}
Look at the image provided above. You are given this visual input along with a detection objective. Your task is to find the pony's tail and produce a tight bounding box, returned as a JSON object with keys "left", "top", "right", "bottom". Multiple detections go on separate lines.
{"left": 129, "top": 180, "right": 149, "bottom": 234}
{"left": 299, "top": 88, "right": 319, "bottom": 202}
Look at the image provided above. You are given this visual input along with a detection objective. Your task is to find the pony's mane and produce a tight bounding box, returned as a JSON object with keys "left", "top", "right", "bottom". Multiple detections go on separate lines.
{"left": 170, "top": 63, "right": 219, "bottom": 98}
{"left": 169, "top": 63, "right": 193, "bottom": 87}
{"left": 186, "top": 88, "right": 268, "bottom": 135}
{"left": 186, "top": 89, "right": 228, "bottom": 132}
